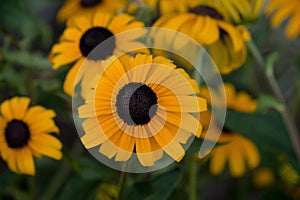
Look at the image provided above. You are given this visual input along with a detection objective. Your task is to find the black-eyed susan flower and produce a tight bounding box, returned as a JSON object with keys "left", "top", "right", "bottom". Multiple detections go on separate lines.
{"left": 200, "top": 83, "right": 260, "bottom": 177}
{"left": 266, "top": 0, "right": 300, "bottom": 39}
{"left": 153, "top": 6, "right": 251, "bottom": 74}
{"left": 200, "top": 110, "right": 260, "bottom": 177}
{"left": 0, "top": 97, "right": 62, "bottom": 175}
{"left": 209, "top": 131, "right": 260, "bottom": 177}
{"left": 57, "top": 0, "right": 126, "bottom": 23}
{"left": 196, "top": 0, "right": 264, "bottom": 24}
{"left": 50, "top": 13, "right": 147, "bottom": 97}
{"left": 78, "top": 54, "right": 207, "bottom": 166}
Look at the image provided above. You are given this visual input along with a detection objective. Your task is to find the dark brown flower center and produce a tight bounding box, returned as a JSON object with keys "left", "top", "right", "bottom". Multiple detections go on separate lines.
{"left": 79, "top": 27, "right": 116, "bottom": 60}
{"left": 5, "top": 120, "right": 30, "bottom": 149}
{"left": 116, "top": 82, "right": 158, "bottom": 125}
{"left": 80, "top": 0, "right": 102, "bottom": 7}
{"left": 189, "top": 5, "right": 224, "bottom": 20}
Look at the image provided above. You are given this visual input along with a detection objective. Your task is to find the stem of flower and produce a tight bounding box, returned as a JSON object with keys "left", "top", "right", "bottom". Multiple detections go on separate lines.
{"left": 117, "top": 171, "right": 127, "bottom": 200}
{"left": 247, "top": 40, "right": 300, "bottom": 164}
{"left": 40, "top": 140, "right": 83, "bottom": 200}
{"left": 188, "top": 155, "right": 197, "bottom": 200}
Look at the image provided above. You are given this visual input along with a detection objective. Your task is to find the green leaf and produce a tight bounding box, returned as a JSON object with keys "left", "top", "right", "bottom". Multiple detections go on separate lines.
{"left": 76, "top": 157, "right": 115, "bottom": 181}
{"left": 265, "top": 52, "right": 279, "bottom": 77}
{"left": 123, "top": 168, "right": 181, "bottom": 200}
{"left": 57, "top": 175, "right": 98, "bottom": 200}
{"left": 225, "top": 110, "right": 295, "bottom": 159}
{"left": 256, "top": 94, "right": 284, "bottom": 112}
{"left": 2, "top": 50, "right": 51, "bottom": 70}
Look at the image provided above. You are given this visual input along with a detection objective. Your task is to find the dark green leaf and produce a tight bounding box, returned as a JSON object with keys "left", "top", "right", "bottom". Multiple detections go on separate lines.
{"left": 225, "top": 110, "right": 295, "bottom": 160}
{"left": 124, "top": 168, "right": 181, "bottom": 200}
{"left": 2, "top": 50, "right": 51, "bottom": 70}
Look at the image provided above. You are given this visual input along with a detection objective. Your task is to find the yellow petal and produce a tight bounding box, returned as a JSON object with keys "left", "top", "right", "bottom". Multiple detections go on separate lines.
{"left": 159, "top": 96, "right": 207, "bottom": 113}
{"left": 210, "top": 148, "right": 227, "bottom": 176}
{"left": 63, "top": 58, "right": 84, "bottom": 96}
{"left": 31, "top": 134, "right": 62, "bottom": 149}
{"left": 218, "top": 21, "right": 244, "bottom": 52}
{"left": 244, "top": 139, "right": 260, "bottom": 169}
{"left": 0, "top": 98, "right": 14, "bottom": 121}
{"left": 228, "top": 144, "right": 245, "bottom": 177}
{"left": 269, "top": 1, "right": 298, "bottom": 28}
{"left": 93, "top": 12, "right": 111, "bottom": 27}
{"left": 16, "top": 147, "right": 35, "bottom": 175}
{"left": 286, "top": 12, "right": 300, "bottom": 39}
{"left": 29, "top": 140, "right": 62, "bottom": 160}
{"left": 197, "top": 16, "right": 220, "bottom": 45}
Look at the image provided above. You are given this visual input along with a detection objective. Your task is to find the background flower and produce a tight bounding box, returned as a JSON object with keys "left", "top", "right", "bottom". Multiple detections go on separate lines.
{"left": 0, "top": 97, "right": 62, "bottom": 175}
{"left": 153, "top": 6, "right": 251, "bottom": 74}
{"left": 266, "top": 0, "right": 300, "bottom": 39}
{"left": 50, "top": 12, "right": 146, "bottom": 97}
{"left": 57, "top": 0, "right": 126, "bottom": 23}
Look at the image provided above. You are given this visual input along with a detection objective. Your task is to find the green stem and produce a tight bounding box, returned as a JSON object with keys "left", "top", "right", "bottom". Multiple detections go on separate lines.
{"left": 41, "top": 140, "right": 83, "bottom": 200}
{"left": 247, "top": 40, "right": 300, "bottom": 164}
{"left": 188, "top": 155, "right": 197, "bottom": 200}
{"left": 117, "top": 171, "right": 127, "bottom": 200}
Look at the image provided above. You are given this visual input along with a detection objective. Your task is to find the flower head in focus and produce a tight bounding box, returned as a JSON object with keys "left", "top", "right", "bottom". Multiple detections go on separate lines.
{"left": 0, "top": 97, "right": 62, "bottom": 175}
{"left": 50, "top": 13, "right": 147, "bottom": 97}
{"left": 78, "top": 54, "right": 207, "bottom": 166}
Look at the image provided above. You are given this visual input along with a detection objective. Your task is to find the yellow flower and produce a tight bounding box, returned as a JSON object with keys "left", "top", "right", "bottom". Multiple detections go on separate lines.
{"left": 78, "top": 54, "right": 207, "bottom": 166}
{"left": 196, "top": 0, "right": 264, "bottom": 24}
{"left": 200, "top": 83, "right": 259, "bottom": 177}
{"left": 209, "top": 132, "right": 260, "bottom": 177}
{"left": 153, "top": 7, "right": 251, "bottom": 74}
{"left": 50, "top": 13, "right": 147, "bottom": 97}
{"left": 138, "top": 0, "right": 263, "bottom": 23}
{"left": 266, "top": 0, "right": 300, "bottom": 39}
{"left": 201, "top": 83, "right": 258, "bottom": 112}
{"left": 57, "top": 0, "right": 126, "bottom": 23}
{"left": 252, "top": 168, "right": 275, "bottom": 188}
{"left": 0, "top": 97, "right": 62, "bottom": 175}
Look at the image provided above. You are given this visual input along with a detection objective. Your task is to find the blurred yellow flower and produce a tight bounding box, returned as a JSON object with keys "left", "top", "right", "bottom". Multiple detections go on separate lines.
{"left": 196, "top": 0, "right": 264, "bottom": 23}
{"left": 265, "top": 0, "right": 300, "bottom": 39}
{"left": 49, "top": 13, "right": 146, "bottom": 97}
{"left": 57, "top": 0, "right": 126, "bottom": 23}
{"left": 0, "top": 97, "right": 62, "bottom": 175}
{"left": 137, "top": 0, "right": 263, "bottom": 23}
{"left": 201, "top": 83, "right": 258, "bottom": 112}
{"left": 78, "top": 54, "right": 206, "bottom": 166}
{"left": 252, "top": 168, "right": 275, "bottom": 188}
{"left": 200, "top": 110, "right": 260, "bottom": 177}
{"left": 153, "top": 7, "right": 251, "bottom": 74}
{"left": 200, "top": 83, "right": 259, "bottom": 177}
{"left": 210, "top": 132, "right": 260, "bottom": 177}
